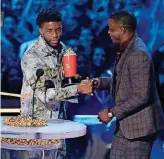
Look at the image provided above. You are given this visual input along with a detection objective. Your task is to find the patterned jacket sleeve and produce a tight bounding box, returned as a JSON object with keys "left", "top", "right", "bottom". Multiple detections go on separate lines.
{"left": 21, "top": 51, "right": 78, "bottom": 104}
{"left": 112, "top": 51, "right": 153, "bottom": 120}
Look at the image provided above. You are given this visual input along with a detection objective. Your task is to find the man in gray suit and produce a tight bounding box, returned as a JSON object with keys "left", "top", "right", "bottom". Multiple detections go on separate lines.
{"left": 84, "top": 11, "right": 164, "bottom": 159}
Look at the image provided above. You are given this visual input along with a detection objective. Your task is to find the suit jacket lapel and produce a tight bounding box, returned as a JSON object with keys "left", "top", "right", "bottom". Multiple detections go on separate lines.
{"left": 114, "top": 35, "right": 136, "bottom": 98}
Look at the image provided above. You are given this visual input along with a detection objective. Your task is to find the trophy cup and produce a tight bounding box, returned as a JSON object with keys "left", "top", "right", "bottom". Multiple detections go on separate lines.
{"left": 62, "top": 48, "right": 81, "bottom": 87}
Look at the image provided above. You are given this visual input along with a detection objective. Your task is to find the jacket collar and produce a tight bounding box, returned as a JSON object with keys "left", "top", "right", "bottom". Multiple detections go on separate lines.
{"left": 37, "top": 35, "right": 66, "bottom": 57}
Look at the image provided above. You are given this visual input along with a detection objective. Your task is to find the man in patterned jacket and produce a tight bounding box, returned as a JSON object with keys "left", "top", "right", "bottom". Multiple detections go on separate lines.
{"left": 20, "top": 8, "right": 92, "bottom": 159}
{"left": 83, "top": 11, "right": 164, "bottom": 159}
{"left": 21, "top": 8, "right": 91, "bottom": 120}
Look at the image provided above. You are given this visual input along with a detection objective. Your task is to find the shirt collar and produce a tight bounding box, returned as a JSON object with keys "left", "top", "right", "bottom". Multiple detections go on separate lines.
{"left": 120, "top": 35, "right": 134, "bottom": 53}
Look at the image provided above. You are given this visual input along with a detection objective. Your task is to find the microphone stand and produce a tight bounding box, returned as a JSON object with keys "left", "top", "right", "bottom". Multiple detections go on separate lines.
{"left": 44, "top": 80, "right": 55, "bottom": 118}
{"left": 32, "top": 69, "right": 44, "bottom": 119}
{"left": 32, "top": 81, "right": 38, "bottom": 119}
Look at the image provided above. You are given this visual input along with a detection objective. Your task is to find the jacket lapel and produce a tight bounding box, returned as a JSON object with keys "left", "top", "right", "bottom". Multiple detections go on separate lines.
{"left": 114, "top": 35, "right": 136, "bottom": 98}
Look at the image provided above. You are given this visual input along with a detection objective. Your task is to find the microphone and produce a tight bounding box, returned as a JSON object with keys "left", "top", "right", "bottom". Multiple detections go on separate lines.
{"left": 32, "top": 68, "right": 44, "bottom": 119}
{"left": 36, "top": 69, "right": 44, "bottom": 82}
{"left": 44, "top": 80, "right": 55, "bottom": 89}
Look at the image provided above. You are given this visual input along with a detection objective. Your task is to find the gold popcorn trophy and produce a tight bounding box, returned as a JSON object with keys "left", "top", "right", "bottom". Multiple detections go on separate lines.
{"left": 62, "top": 48, "right": 81, "bottom": 87}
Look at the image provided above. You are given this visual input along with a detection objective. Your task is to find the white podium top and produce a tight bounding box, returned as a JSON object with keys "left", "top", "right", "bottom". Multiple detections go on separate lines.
{"left": 0, "top": 116, "right": 87, "bottom": 140}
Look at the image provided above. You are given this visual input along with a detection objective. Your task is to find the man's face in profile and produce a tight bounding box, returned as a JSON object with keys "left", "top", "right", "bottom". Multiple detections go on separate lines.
{"left": 108, "top": 19, "right": 122, "bottom": 43}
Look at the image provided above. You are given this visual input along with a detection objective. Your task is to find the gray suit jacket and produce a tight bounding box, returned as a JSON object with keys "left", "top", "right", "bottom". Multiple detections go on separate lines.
{"left": 97, "top": 35, "right": 164, "bottom": 139}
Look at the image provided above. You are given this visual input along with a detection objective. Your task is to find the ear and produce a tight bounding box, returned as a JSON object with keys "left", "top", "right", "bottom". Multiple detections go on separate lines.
{"left": 120, "top": 27, "right": 126, "bottom": 35}
{"left": 39, "top": 28, "right": 43, "bottom": 36}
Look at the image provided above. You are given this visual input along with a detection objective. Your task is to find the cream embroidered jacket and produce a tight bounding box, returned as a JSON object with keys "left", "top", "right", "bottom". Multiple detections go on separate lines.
{"left": 20, "top": 36, "right": 78, "bottom": 120}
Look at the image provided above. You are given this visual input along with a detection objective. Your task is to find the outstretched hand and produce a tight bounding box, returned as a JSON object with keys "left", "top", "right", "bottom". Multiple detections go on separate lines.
{"left": 77, "top": 77, "right": 93, "bottom": 95}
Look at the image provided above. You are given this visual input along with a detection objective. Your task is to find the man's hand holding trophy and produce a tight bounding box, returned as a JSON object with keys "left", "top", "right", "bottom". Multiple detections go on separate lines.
{"left": 62, "top": 48, "right": 93, "bottom": 95}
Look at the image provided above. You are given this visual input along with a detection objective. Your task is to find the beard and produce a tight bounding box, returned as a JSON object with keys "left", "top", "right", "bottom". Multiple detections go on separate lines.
{"left": 42, "top": 35, "right": 60, "bottom": 49}
{"left": 45, "top": 38, "right": 59, "bottom": 49}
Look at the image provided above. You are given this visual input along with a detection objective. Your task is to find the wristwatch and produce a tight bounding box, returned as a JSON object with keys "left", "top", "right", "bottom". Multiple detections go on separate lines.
{"left": 107, "top": 109, "right": 114, "bottom": 118}
{"left": 107, "top": 112, "right": 113, "bottom": 118}
{"left": 92, "top": 78, "right": 99, "bottom": 88}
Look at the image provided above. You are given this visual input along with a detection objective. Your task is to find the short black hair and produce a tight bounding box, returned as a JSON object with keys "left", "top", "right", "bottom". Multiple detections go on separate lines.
{"left": 110, "top": 10, "right": 137, "bottom": 32}
{"left": 36, "top": 8, "right": 62, "bottom": 27}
